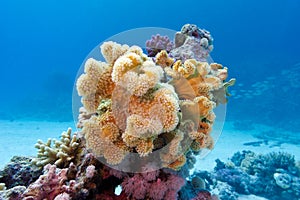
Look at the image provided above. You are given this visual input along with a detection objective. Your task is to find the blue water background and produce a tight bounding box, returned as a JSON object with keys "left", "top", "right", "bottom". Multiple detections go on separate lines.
{"left": 0, "top": 0, "right": 299, "bottom": 131}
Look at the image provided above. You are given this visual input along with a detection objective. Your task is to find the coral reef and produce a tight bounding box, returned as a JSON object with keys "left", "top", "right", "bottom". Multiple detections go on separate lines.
{"left": 32, "top": 128, "right": 83, "bottom": 168}
{"left": 0, "top": 156, "right": 42, "bottom": 189}
{"left": 194, "top": 151, "right": 300, "bottom": 200}
{"left": 0, "top": 186, "right": 26, "bottom": 200}
{"left": 1, "top": 24, "right": 235, "bottom": 199}
{"left": 20, "top": 153, "right": 210, "bottom": 200}
{"left": 75, "top": 24, "right": 234, "bottom": 171}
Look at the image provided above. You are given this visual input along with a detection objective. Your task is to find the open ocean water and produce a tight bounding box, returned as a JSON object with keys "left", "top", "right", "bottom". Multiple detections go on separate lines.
{"left": 0, "top": 0, "right": 300, "bottom": 199}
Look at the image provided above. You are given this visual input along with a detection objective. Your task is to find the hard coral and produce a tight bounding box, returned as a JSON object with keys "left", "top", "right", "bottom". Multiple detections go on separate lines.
{"left": 146, "top": 34, "right": 174, "bottom": 57}
{"left": 211, "top": 151, "right": 300, "bottom": 199}
{"left": 0, "top": 156, "right": 42, "bottom": 189}
{"left": 32, "top": 128, "right": 82, "bottom": 168}
{"left": 0, "top": 186, "right": 26, "bottom": 200}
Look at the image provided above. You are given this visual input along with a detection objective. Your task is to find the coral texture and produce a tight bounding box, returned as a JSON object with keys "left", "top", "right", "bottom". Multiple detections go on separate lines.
{"left": 32, "top": 128, "right": 82, "bottom": 168}
{"left": 1, "top": 24, "right": 236, "bottom": 200}
{"left": 20, "top": 153, "right": 209, "bottom": 200}
{"left": 170, "top": 24, "right": 214, "bottom": 62}
{"left": 121, "top": 171, "right": 185, "bottom": 200}
{"left": 195, "top": 151, "right": 300, "bottom": 200}
{"left": 146, "top": 34, "right": 174, "bottom": 57}
{"left": 0, "top": 156, "right": 42, "bottom": 189}
{"left": 75, "top": 24, "right": 234, "bottom": 170}
{"left": 0, "top": 185, "right": 26, "bottom": 200}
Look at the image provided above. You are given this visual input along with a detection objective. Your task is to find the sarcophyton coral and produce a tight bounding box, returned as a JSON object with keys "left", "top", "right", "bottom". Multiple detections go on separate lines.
{"left": 32, "top": 128, "right": 82, "bottom": 168}
{"left": 76, "top": 24, "right": 235, "bottom": 171}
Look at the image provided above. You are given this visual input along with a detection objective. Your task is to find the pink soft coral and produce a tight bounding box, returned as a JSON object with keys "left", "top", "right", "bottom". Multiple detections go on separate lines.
{"left": 121, "top": 170, "right": 185, "bottom": 200}
{"left": 22, "top": 164, "right": 68, "bottom": 200}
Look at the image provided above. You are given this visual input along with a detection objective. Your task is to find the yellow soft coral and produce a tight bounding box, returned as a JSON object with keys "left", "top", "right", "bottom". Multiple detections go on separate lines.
{"left": 126, "top": 85, "right": 180, "bottom": 134}
{"left": 167, "top": 154, "right": 186, "bottom": 171}
{"left": 112, "top": 49, "right": 164, "bottom": 97}
{"left": 119, "top": 84, "right": 180, "bottom": 157}
{"left": 76, "top": 58, "right": 115, "bottom": 112}
{"left": 83, "top": 115, "right": 127, "bottom": 165}
{"left": 155, "top": 50, "right": 175, "bottom": 68}
{"left": 160, "top": 130, "right": 186, "bottom": 170}
{"left": 125, "top": 114, "right": 163, "bottom": 138}
{"left": 112, "top": 52, "right": 143, "bottom": 83}
{"left": 100, "top": 41, "right": 129, "bottom": 65}
{"left": 194, "top": 96, "right": 216, "bottom": 118}
{"left": 75, "top": 40, "right": 234, "bottom": 170}
{"left": 172, "top": 59, "right": 198, "bottom": 78}
{"left": 121, "top": 60, "right": 164, "bottom": 96}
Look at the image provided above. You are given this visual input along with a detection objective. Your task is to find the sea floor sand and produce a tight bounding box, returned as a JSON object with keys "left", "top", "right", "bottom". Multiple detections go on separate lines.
{"left": 0, "top": 120, "right": 76, "bottom": 168}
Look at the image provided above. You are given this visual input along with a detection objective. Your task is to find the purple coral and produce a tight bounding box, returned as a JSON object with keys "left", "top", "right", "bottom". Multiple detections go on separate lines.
{"left": 170, "top": 36, "right": 213, "bottom": 62}
{"left": 170, "top": 24, "right": 214, "bottom": 62}
{"left": 85, "top": 165, "right": 96, "bottom": 178}
{"left": 121, "top": 171, "right": 185, "bottom": 200}
{"left": 146, "top": 34, "right": 174, "bottom": 57}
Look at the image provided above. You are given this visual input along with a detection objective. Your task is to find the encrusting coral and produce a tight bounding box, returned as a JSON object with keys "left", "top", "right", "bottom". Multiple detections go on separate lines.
{"left": 32, "top": 128, "right": 82, "bottom": 168}
{"left": 0, "top": 156, "right": 42, "bottom": 189}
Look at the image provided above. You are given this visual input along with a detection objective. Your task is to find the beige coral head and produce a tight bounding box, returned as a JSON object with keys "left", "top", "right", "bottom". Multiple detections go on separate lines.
{"left": 196, "top": 61, "right": 210, "bottom": 76}
{"left": 204, "top": 75, "right": 222, "bottom": 90}
{"left": 155, "top": 50, "right": 175, "bottom": 68}
{"left": 120, "top": 60, "right": 163, "bottom": 96}
{"left": 210, "top": 63, "right": 223, "bottom": 70}
{"left": 126, "top": 45, "right": 144, "bottom": 56}
{"left": 125, "top": 114, "right": 163, "bottom": 138}
{"left": 111, "top": 52, "right": 143, "bottom": 83}
{"left": 152, "top": 86, "right": 180, "bottom": 132}
{"left": 194, "top": 96, "right": 216, "bottom": 118}
{"left": 76, "top": 74, "right": 97, "bottom": 97}
{"left": 217, "top": 67, "right": 228, "bottom": 81}
{"left": 100, "top": 41, "right": 129, "bottom": 65}
{"left": 84, "top": 58, "right": 104, "bottom": 78}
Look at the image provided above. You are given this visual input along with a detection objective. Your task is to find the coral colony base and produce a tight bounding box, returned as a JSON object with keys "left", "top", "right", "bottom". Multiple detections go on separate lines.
{"left": 0, "top": 24, "right": 239, "bottom": 199}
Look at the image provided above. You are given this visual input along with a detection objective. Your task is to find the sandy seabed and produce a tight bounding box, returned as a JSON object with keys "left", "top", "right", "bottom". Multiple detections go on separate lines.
{"left": 0, "top": 120, "right": 76, "bottom": 168}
